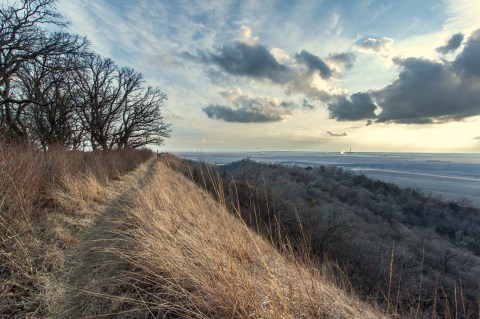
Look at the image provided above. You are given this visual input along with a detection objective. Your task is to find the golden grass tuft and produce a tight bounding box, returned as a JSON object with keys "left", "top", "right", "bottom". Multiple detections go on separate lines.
{"left": 119, "top": 162, "right": 385, "bottom": 318}
{"left": 52, "top": 171, "right": 107, "bottom": 212}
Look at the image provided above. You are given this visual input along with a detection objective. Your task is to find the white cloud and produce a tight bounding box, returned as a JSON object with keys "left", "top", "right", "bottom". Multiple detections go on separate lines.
{"left": 354, "top": 36, "right": 394, "bottom": 57}
{"left": 240, "top": 25, "right": 259, "bottom": 45}
{"left": 270, "top": 47, "right": 290, "bottom": 62}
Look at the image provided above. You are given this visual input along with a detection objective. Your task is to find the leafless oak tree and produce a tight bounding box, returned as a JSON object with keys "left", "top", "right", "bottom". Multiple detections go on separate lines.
{"left": 17, "top": 41, "right": 87, "bottom": 149}
{"left": 73, "top": 55, "right": 121, "bottom": 150}
{"left": 0, "top": 0, "right": 86, "bottom": 141}
{"left": 113, "top": 68, "right": 170, "bottom": 149}
{"left": 74, "top": 55, "right": 170, "bottom": 150}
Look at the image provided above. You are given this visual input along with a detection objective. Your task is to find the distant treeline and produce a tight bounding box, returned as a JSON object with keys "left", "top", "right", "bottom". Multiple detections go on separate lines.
{"left": 0, "top": 0, "right": 170, "bottom": 150}
{"left": 175, "top": 158, "right": 480, "bottom": 318}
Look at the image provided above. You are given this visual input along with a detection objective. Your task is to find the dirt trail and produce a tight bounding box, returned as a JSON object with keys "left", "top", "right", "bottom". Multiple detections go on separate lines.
{"left": 51, "top": 159, "right": 157, "bottom": 318}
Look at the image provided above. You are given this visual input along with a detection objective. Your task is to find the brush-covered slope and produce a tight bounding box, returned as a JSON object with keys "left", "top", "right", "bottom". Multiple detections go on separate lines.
{"left": 118, "top": 161, "right": 385, "bottom": 318}
{"left": 217, "top": 160, "right": 480, "bottom": 317}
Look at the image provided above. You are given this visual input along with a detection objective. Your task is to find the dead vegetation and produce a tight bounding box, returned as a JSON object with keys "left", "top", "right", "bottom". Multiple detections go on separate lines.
{"left": 114, "top": 160, "right": 385, "bottom": 318}
{"left": 0, "top": 141, "right": 152, "bottom": 317}
{"left": 2, "top": 145, "right": 387, "bottom": 318}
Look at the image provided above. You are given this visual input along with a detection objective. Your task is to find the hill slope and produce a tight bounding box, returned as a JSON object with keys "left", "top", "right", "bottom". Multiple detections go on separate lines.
{"left": 54, "top": 159, "right": 384, "bottom": 318}
{"left": 215, "top": 159, "right": 480, "bottom": 317}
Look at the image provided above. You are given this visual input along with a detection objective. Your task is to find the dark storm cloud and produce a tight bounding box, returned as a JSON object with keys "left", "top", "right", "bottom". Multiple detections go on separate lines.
{"left": 326, "top": 131, "right": 347, "bottom": 137}
{"left": 327, "top": 92, "right": 377, "bottom": 121}
{"left": 295, "top": 50, "right": 333, "bottom": 79}
{"left": 436, "top": 33, "right": 464, "bottom": 54}
{"left": 373, "top": 58, "right": 466, "bottom": 123}
{"left": 453, "top": 29, "right": 480, "bottom": 78}
{"left": 327, "top": 52, "right": 356, "bottom": 70}
{"left": 372, "top": 29, "right": 480, "bottom": 124}
{"left": 203, "top": 91, "right": 301, "bottom": 123}
{"left": 200, "top": 42, "right": 292, "bottom": 84}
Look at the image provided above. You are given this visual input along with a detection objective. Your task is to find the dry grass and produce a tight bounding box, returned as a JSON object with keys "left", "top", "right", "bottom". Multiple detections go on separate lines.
{"left": 1, "top": 144, "right": 388, "bottom": 318}
{"left": 118, "top": 161, "right": 385, "bottom": 318}
{"left": 0, "top": 141, "right": 152, "bottom": 318}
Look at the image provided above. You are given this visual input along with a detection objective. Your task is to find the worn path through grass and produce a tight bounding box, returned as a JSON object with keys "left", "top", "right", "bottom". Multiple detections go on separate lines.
{"left": 51, "top": 158, "right": 157, "bottom": 318}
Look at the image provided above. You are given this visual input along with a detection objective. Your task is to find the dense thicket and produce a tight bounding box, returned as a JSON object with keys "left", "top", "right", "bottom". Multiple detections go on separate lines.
{"left": 0, "top": 0, "right": 170, "bottom": 149}
{"left": 216, "top": 160, "right": 480, "bottom": 318}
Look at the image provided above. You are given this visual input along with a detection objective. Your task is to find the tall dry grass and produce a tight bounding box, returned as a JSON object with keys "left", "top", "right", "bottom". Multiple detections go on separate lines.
{"left": 0, "top": 141, "right": 152, "bottom": 317}
{"left": 166, "top": 156, "right": 480, "bottom": 318}
{"left": 118, "top": 161, "right": 385, "bottom": 318}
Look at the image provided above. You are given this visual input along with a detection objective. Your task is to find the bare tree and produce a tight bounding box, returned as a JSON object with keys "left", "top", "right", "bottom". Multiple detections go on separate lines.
{"left": 0, "top": 0, "right": 171, "bottom": 149}
{"left": 73, "top": 54, "right": 123, "bottom": 150}
{"left": 113, "top": 68, "right": 170, "bottom": 149}
{"left": 74, "top": 58, "right": 170, "bottom": 150}
{"left": 17, "top": 44, "right": 86, "bottom": 149}
{"left": 0, "top": 0, "right": 86, "bottom": 141}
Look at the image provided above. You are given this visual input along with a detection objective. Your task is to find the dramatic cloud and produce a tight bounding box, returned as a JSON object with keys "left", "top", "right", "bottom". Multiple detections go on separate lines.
{"left": 474, "top": 136, "right": 480, "bottom": 140}
{"left": 326, "top": 131, "right": 347, "bottom": 137}
{"left": 373, "top": 29, "right": 480, "bottom": 124}
{"left": 185, "top": 29, "right": 335, "bottom": 103}
{"left": 203, "top": 42, "right": 292, "bottom": 84}
{"left": 327, "top": 93, "right": 377, "bottom": 121}
{"left": 200, "top": 28, "right": 480, "bottom": 125}
{"left": 327, "top": 52, "right": 356, "bottom": 70}
{"left": 453, "top": 29, "right": 480, "bottom": 78}
{"left": 354, "top": 36, "right": 393, "bottom": 57}
{"left": 202, "top": 90, "right": 306, "bottom": 123}
{"left": 436, "top": 33, "right": 464, "bottom": 54}
{"left": 374, "top": 58, "right": 468, "bottom": 123}
{"left": 203, "top": 104, "right": 283, "bottom": 123}
{"left": 295, "top": 50, "right": 333, "bottom": 79}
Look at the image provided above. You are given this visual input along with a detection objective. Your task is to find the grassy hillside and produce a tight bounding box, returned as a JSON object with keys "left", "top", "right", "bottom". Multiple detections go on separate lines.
{"left": 1, "top": 146, "right": 386, "bottom": 318}
{"left": 116, "top": 160, "right": 384, "bottom": 318}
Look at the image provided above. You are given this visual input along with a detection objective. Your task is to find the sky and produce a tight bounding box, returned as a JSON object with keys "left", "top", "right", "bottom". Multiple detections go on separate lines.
{"left": 56, "top": 0, "right": 480, "bottom": 153}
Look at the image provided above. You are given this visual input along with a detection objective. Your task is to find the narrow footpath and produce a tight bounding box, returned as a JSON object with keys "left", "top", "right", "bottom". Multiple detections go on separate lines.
{"left": 51, "top": 159, "right": 157, "bottom": 318}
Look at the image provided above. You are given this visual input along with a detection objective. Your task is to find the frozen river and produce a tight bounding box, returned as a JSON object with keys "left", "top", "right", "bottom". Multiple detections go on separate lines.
{"left": 176, "top": 151, "right": 480, "bottom": 206}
